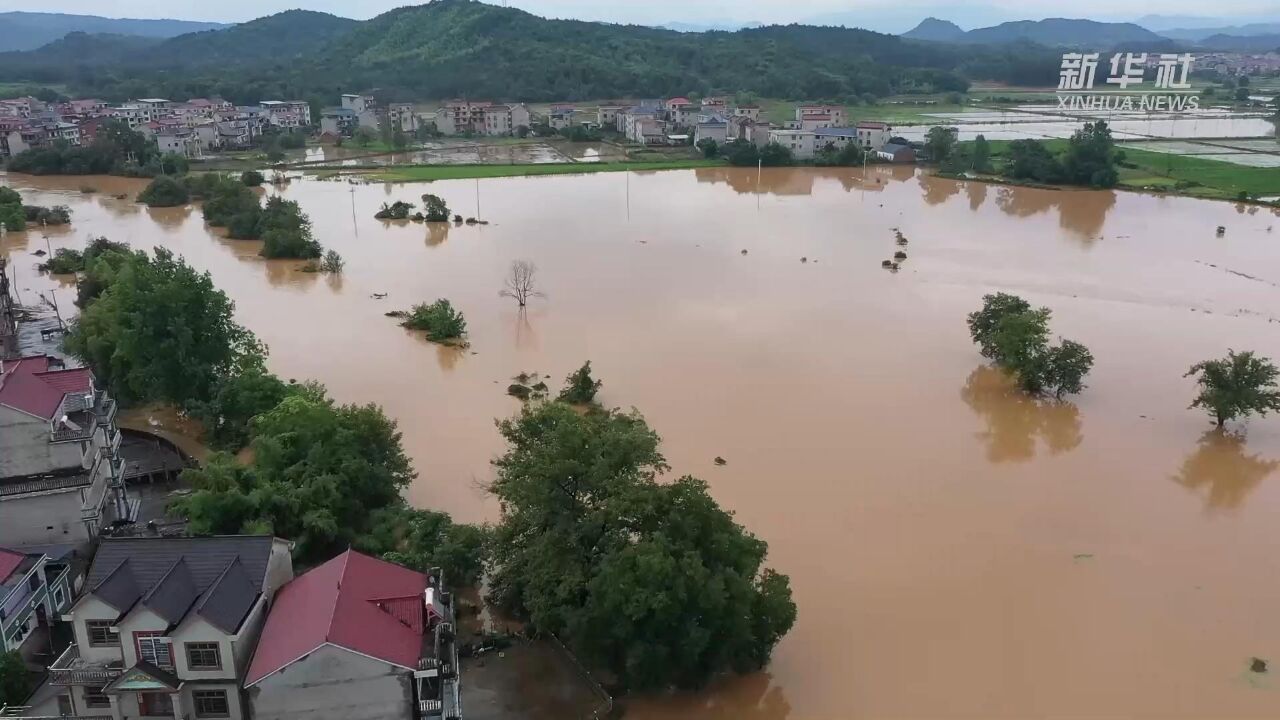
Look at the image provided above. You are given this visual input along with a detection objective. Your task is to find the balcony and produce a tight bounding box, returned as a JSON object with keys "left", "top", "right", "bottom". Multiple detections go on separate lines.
{"left": 48, "top": 645, "right": 123, "bottom": 686}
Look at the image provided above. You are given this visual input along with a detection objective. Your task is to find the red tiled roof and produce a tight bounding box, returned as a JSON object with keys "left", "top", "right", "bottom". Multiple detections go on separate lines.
{"left": 0, "top": 548, "right": 24, "bottom": 582}
{"left": 0, "top": 356, "right": 93, "bottom": 420}
{"left": 245, "top": 550, "right": 428, "bottom": 686}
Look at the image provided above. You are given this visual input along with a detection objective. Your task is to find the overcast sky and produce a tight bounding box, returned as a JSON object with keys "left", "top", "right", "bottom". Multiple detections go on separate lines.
{"left": 4, "top": 0, "right": 1277, "bottom": 29}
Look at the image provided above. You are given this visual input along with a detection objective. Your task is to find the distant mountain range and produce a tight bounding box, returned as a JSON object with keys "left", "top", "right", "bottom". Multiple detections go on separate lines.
{"left": 901, "top": 16, "right": 1280, "bottom": 50}
{"left": 0, "top": 11, "right": 226, "bottom": 52}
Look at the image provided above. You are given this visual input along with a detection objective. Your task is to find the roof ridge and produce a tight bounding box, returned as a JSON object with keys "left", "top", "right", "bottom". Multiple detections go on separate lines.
{"left": 195, "top": 555, "right": 242, "bottom": 612}
{"left": 141, "top": 556, "right": 187, "bottom": 604}
{"left": 324, "top": 549, "right": 354, "bottom": 643}
{"left": 93, "top": 556, "right": 131, "bottom": 593}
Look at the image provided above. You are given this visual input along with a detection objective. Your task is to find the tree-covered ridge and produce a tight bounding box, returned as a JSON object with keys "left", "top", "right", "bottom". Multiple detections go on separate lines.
{"left": 0, "top": 0, "right": 1061, "bottom": 103}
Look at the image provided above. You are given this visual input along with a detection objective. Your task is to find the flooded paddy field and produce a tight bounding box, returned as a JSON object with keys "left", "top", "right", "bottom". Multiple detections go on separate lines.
{"left": 297, "top": 139, "right": 627, "bottom": 167}
{"left": 3, "top": 167, "right": 1280, "bottom": 719}
{"left": 899, "top": 106, "right": 1277, "bottom": 143}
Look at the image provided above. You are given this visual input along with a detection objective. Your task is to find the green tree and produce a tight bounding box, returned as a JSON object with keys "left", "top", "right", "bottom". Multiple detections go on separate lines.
{"left": 990, "top": 308, "right": 1052, "bottom": 380}
{"left": 0, "top": 186, "right": 26, "bottom": 231}
{"left": 967, "top": 293, "right": 1033, "bottom": 359}
{"left": 240, "top": 170, "right": 265, "bottom": 186}
{"left": 1036, "top": 339, "right": 1095, "bottom": 400}
{"left": 0, "top": 650, "right": 31, "bottom": 708}
{"left": 258, "top": 197, "right": 321, "bottom": 259}
{"left": 967, "top": 293, "right": 1092, "bottom": 398}
{"left": 1185, "top": 350, "right": 1280, "bottom": 427}
{"left": 1062, "top": 121, "right": 1118, "bottom": 188}
{"left": 65, "top": 248, "right": 265, "bottom": 406}
{"left": 1004, "top": 139, "right": 1063, "bottom": 183}
{"left": 558, "top": 361, "right": 602, "bottom": 404}
{"left": 488, "top": 402, "right": 796, "bottom": 691}
{"left": 178, "top": 389, "right": 416, "bottom": 562}
{"left": 971, "top": 134, "right": 991, "bottom": 173}
{"left": 404, "top": 299, "right": 466, "bottom": 341}
{"left": 187, "top": 366, "right": 294, "bottom": 450}
{"left": 361, "top": 506, "right": 491, "bottom": 586}
{"left": 759, "top": 142, "right": 794, "bottom": 167}
{"left": 696, "top": 137, "right": 719, "bottom": 158}
{"left": 138, "top": 175, "right": 190, "bottom": 207}
{"left": 724, "top": 138, "right": 760, "bottom": 166}
{"left": 420, "top": 193, "right": 450, "bottom": 222}
{"left": 924, "top": 126, "right": 958, "bottom": 163}
{"left": 1235, "top": 87, "right": 1250, "bottom": 102}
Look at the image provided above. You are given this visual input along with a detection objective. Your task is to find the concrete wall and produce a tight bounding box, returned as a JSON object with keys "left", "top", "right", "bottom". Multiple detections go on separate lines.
{"left": 0, "top": 487, "right": 93, "bottom": 547}
{"left": 248, "top": 644, "right": 413, "bottom": 720}
{"left": 173, "top": 615, "right": 238, "bottom": 682}
{"left": 73, "top": 594, "right": 125, "bottom": 664}
{"left": 0, "top": 406, "right": 80, "bottom": 477}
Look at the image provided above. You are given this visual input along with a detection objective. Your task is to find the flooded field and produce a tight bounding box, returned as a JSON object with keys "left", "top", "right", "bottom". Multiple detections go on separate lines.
{"left": 4, "top": 167, "right": 1280, "bottom": 719}
{"left": 298, "top": 140, "right": 626, "bottom": 167}
{"left": 899, "top": 107, "right": 1277, "bottom": 142}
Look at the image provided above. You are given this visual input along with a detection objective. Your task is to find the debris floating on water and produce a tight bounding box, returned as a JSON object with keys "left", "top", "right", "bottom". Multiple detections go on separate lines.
{"left": 714, "top": 456, "right": 727, "bottom": 466}
{"left": 1251, "top": 658, "right": 1268, "bottom": 674}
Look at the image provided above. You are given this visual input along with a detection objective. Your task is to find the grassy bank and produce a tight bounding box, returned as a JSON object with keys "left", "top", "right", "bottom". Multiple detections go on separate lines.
{"left": 954, "top": 138, "right": 1280, "bottom": 202}
{"left": 362, "top": 159, "right": 725, "bottom": 182}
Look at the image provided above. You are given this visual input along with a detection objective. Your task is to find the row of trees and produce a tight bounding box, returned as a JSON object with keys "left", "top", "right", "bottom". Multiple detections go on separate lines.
{"left": 932, "top": 122, "right": 1122, "bottom": 189}
{"left": 59, "top": 235, "right": 796, "bottom": 692}
{"left": 968, "top": 293, "right": 1280, "bottom": 427}
{"left": 5, "top": 120, "right": 176, "bottom": 177}
{"left": 0, "top": 187, "right": 72, "bottom": 232}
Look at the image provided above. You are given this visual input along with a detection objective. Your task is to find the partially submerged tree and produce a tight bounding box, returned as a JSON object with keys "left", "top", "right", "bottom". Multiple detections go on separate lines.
{"left": 1185, "top": 350, "right": 1280, "bottom": 427}
{"left": 967, "top": 293, "right": 1093, "bottom": 399}
{"left": 421, "top": 193, "right": 450, "bottom": 222}
{"left": 375, "top": 201, "right": 415, "bottom": 220}
{"left": 558, "top": 361, "right": 602, "bottom": 404}
{"left": 240, "top": 170, "right": 265, "bottom": 186}
{"left": 138, "top": 175, "right": 190, "bottom": 207}
{"left": 403, "top": 299, "right": 466, "bottom": 342}
{"left": 499, "top": 260, "right": 543, "bottom": 307}
{"left": 488, "top": 402, "right": 796, "bottom": 691}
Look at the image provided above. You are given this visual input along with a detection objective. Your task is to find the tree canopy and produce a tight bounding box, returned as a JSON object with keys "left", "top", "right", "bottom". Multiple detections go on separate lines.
{"left": 1185, "top": 350, "right": 1280, "bottom": 427}
{"left": 488, "top": 401, "right": 796, "bottom": 690}
{"left": 967, "top": 293, "right": 1094, "bottom": 399}
{"left": 65, "top": 247, "right": 265, "bottom": 406}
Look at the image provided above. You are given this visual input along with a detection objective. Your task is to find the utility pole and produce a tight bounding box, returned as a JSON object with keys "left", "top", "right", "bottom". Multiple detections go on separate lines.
{"left": 475, "top": 178, "right": 481, "bottom": 220}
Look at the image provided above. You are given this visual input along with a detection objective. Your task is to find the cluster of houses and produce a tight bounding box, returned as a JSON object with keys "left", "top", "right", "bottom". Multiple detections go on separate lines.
{"left": 565, "top": 96, "right": 912, "bottom": 161}
{"left": 0, "top": 95, "right": 312, "bottom": 161}
{"left": 0, "top": 354, "right": 463, "bottom": 720}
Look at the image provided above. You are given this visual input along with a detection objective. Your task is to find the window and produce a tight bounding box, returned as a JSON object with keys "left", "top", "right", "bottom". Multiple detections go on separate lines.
{"left": 84, "top": 686, "right": 111, "bottom": 709}
{"left": 138, "top": 691, "right": 174, "bottom": 717}
{"left": 86, "top": 620, "right": 118, "bottom": 647}
{"left": 186, "top": 642, "right": 222, "bottom": 670}
{"left": 135, "top": 632, "right": 174, "bottom": 670}
{"left": 193, "top": 690, "right": 230, "bottom": 718}
{"left": 53, "top": 586, "right": 65, "bottom": 608}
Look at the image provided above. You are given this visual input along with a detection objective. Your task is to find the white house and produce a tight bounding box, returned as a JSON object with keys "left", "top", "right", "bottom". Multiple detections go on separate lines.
{"left": 38, "top": 536, "right": 294, "bottom": 720}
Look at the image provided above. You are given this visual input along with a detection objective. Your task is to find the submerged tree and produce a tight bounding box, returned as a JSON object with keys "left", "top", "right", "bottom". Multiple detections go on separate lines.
{"left": 558, "top": 361, "right": 602, "bottom": 404}
{"left": 1185, "top": 350, "right": 1280, "bottom": 427}
{"left": 403, "top": 299, "right": 467, "bottom": 342}
{"left": 487, "top": 402, "right": 796, "bottom": 691}
{"left": 421, "top": 193, "right": 450, "bottom": 222}
{"left": 499, "top": 259, "right": 543, "bottom": 307}
{"left": 966, "top": 293, "right": 1093, "bottom": 399}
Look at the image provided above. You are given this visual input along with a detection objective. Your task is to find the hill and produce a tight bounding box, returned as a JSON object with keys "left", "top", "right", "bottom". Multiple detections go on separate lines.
{"left": 902, "top": 18, "right": 966, "bottom": 42}
{"left": 902, "top": 17, "right": 1165, "bottom": 46}
{"left": 0, "top": 11, "right": 226, "bottom": 52}
{"left": 1159, "top": 22, "right": 1280, "bottom": 41}
{"left": 0, "top": 0, "right": 1064, "bottom": 104}
{"left": 1196, "top": 33, "right": 1280, "bottom": 51}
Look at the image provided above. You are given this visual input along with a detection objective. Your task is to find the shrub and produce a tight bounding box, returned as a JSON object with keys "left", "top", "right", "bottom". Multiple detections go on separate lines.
{"left": 320, "top": 250, "right": 345, "bottom": 274}
{"left": 421, "top": 194, "right": 450, "bottom": 222}
{"left": 241, "top": 170, "right": 265, "bottom": 186}
{"left": 558, "top": 361, "right": 602, "bottom": 404}
{"left": 403, "top": 299, "right": 466, "bottom": 342}
{"left": 375, "top": 201, "right": 415, "bottom": 220}
{"left": 138, "top": 175, "right": 190, "bottom": 207}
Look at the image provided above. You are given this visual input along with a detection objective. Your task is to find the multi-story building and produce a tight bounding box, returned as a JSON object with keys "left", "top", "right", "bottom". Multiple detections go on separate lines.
{"left": 42, "top": 536, "right": 294, "bottom": 720}
{"left": 796, "top": 104, "right": 847, "bottom": 128}
{"left": 135, "top": 99, "right": 174, "bottom": 120}
{"left": 547, "top": 105, "right": 575, "bottom": 130}
{"left": 596, "top": 103, "right": 625, "bottom": 128}
{"left": 259, "top": 101, "right": 312, "bottom": 128}
{"left": 388, "top": 103, "right": 419, "bottom": 134}
{"left": 155, "top": 128, "right": 203, "bottom": 159}
{"left": 694, "top": 117, "right": 728, "bottom": 145}
{"left": 109, "top": 105, "right": 149, "bottom": 130}
{"left": 0, "top": 545, "right": 78, "bottom": 664}
{"left": 437, "top": 100, "right": 489, "bottom": 135}
{"left": 319, "top": 108, "right": 359, "bottom": 138}
{"left": 732, "top": 104, "right": 761, "bottom": 121}
{"left": 340, "top": 94, "right": 380, "bottom": 130}
{"left": 0, "top": 356, "right": 129, "bottom": 547}
{"left": 768, "top": 129, "right": 819, "bottom": 159}
{"left": 245, "top": 550, "right": 460, "bottom": 720}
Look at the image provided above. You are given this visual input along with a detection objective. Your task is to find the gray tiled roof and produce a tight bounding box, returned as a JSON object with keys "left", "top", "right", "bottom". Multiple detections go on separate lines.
{"left": 87, "top": 536, "right": 274, "bottom": 631}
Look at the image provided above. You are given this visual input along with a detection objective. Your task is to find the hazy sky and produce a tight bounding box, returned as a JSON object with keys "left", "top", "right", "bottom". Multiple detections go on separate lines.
{"left": 4, "top": 0, "right": 1277, "bottom": 28}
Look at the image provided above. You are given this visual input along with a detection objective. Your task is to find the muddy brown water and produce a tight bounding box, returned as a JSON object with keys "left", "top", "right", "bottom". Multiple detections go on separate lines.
{"left": 4, "top": 167, "right": 1280, "bottom": 718}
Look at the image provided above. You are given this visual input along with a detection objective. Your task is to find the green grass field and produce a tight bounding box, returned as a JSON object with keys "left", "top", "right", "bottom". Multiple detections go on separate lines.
{"left": 362, "top": 159, "right": 725, "bottom": 182}
{"left": 958, "top": 138, "right": 1280, "bottom": 201}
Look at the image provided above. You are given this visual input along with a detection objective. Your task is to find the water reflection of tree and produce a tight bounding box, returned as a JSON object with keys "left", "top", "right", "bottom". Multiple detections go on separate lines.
{"left": 965, "top": 181, "right": 988, "bottom": 211}
{"left": 145, "top": 204, "right": 193, "bottom": 229}
{"left": 1172, "top": 430, "right": 1280, "bottom": 510}
{"left": 919, "top": 174, "right": 961, "bottom": 206}
{"left": 992, "top": 186, "right": 1115, "bottom": 244}
{"left": 425, "top": 222, "right": 450, "bottom": 247}
{"left": 960, "top": 366, "right": 1084, "bottom": 463}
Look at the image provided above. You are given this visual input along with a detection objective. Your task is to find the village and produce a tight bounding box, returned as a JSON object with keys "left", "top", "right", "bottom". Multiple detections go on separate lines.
{"left": 0, "top": 92, "right": 914, "bottom": 164}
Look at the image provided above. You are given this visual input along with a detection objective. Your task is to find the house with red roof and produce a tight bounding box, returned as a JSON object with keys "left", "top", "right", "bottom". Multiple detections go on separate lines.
{"left": 0, "top": 356, "right": 129, "bottom": 547}
{"left": 245, "top": 550, "right": 460, "bottom": 720}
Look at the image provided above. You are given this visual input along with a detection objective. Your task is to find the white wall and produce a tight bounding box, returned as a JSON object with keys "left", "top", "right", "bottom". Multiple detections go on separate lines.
{"left": 0, "top": 488, "right": 92, "bottom": 548}
{"left": 0, "top": 406, "right": 79, "bottom": 477}
{"left": 247, "top": 645, "right": 413, "bottom": 720}
{"left": 73, "top": 594, "right": 125, "bottom": 664}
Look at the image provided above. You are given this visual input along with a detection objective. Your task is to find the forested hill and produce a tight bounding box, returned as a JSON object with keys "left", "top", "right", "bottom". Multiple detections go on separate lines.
{"left": 0, "top": 0, "right": 1062, "bottom": 103}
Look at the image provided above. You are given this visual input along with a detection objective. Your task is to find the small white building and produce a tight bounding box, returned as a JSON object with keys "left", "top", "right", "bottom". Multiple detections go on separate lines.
{"left": 768, "top": 129, "right": 819, "bottom": 159}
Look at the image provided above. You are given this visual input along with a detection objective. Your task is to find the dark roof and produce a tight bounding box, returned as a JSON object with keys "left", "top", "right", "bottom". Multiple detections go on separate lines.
{"left": 86, "top": 536, "right": 276, "bottom": 632}
{"left": 883, "top": 142, "right": 913, "bottom": 153}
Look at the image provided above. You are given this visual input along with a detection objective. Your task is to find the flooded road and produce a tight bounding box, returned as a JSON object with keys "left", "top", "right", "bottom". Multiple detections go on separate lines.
{"left": 4, "top": 167, "right": 1280, "bottom": 718}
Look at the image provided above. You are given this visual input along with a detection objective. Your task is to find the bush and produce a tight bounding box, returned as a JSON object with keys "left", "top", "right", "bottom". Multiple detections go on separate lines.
{"left": 258, "top": 198, "right": 320, "bottom": 259}
{"left": 320, "top": 250, "right": 345, "bottom": 274}
{"left": 375, "top": 201, "right": 415, "bottom": 220}
{"left": 0, "top": 187, "right": 24, "bottom": 231}
{"left": 38, "top": 248, "right": 84, "bottom": 274}
{"left": 421, "top": 194, "right": 449, "bottom": 222}
{"left": 696, "top": 138, "right": 719, "bottom": 158}
{"left": 241, "top": 170, "right": 265, "bottom": 186}
{"left": 403, "top": 299, "right": 466, "bottom": 341}
{"left": 558, "top": 361, "right": 602, "bottom": 404}
{"left": 23, "top": 204, "right": 72, "bottom": 225}
{"left": 138, "top": 175, "right": 190, "bottom": 207}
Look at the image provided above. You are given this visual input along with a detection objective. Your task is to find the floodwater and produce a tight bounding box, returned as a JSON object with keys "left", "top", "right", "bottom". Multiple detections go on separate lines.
{"left": 298, "top": 140, "right": 624, "bottom": 167}
{"left": 898, "top": 108, "right": 1277, "bottom": 142}
{"left": 4, "top": 167, "right": 1280, "bottom": 719}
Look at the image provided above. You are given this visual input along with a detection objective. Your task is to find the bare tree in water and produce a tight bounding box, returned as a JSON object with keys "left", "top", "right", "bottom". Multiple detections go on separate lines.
{"left": 500, "top": 260, "right": 544, "bottom": 307}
